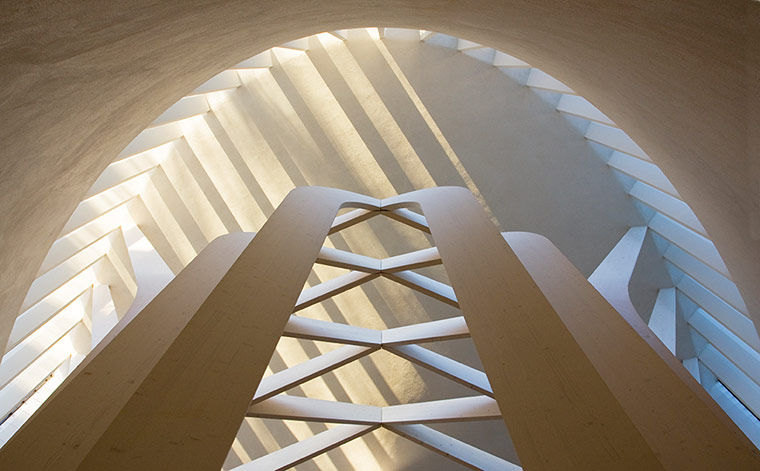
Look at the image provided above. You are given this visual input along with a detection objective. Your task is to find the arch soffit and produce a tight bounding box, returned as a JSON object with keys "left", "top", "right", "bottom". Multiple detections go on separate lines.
{"left": 0, "top": 0, "right": 755, "bottom": 350}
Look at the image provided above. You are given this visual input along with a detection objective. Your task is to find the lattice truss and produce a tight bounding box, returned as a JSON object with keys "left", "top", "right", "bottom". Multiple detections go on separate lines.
{"left": 234, "top": 206, "right": 518, "bottom": 471}
{"left": 2, "top": 26, "right": 759, "bottom": 453}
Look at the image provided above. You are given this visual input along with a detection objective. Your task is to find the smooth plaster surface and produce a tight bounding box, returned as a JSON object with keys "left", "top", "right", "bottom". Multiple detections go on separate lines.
{"left": 0, "top": 0, "right": 758, "bottom": 362}
{"left": 2, "top": 34, "right": 653, "bottom": 470}
{"left": 210, "top": 33, "right": 641, "bottom": 275}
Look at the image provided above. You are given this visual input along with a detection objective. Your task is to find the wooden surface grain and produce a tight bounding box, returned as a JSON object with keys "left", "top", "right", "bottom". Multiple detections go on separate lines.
{"left": 386, "top": 188, "right": 665, "bottom": 471}
{"left": 506, "top": 231, "right": 760, "bottom": 470}
{"left": 0, "top": 187, "right": 378, "bottom": 471}
{"left": 0, "top": 0, "right": 758, "bottom": 355}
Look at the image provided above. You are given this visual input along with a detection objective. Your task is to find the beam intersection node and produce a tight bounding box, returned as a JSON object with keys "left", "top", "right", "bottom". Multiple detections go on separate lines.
{"left": 240, "top": 193, "right": 516, "bottom": 470}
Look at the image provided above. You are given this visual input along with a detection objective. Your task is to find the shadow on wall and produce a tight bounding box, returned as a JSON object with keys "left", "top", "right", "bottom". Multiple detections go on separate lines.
{"left": 2, "top": 28, "right": 647, "bottom": 471}
{"left": 193, "top": 32, "right": 636, "bottom": 469}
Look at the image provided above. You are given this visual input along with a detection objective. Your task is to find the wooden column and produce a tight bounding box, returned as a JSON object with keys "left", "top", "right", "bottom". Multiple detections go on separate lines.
{"left": 3, "top": 186, "right": 758, "bottom": 471}
{"left": 384, "top": 187, "right": 665, "bottom": 471}
{"left": 0, "top": 187, "right": 379, "bottom": 471}
{"left": 504, "top": 231, "right": 760, "bottom": 470}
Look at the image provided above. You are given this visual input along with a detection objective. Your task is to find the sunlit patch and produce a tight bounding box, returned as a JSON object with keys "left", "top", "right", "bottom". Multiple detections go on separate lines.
{"left": 4, "top": 26, "right": 756, "bottom": 466}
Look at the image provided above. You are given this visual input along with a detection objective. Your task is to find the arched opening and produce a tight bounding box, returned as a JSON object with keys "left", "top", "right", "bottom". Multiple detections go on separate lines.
{"left": 1, "top": 27, "right": 757, "bottom": 468}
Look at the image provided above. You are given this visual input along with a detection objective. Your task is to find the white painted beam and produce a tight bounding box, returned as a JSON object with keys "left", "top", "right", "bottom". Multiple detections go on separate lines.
{"left": 145, "top": 164, "right": 208, "bottom": 254}
{"left": 383, "top": 270, "right": 459, "bottom": 307}
{"left": 462, "top": 47, "right": 497, "bottom": 65}
{"left": 279, "top": 38, "right": 310, "bottom": 51}
{"left": 247, "top": 395, "right": 499, "bottom": 425}
{"left": 525, "top": 69, "right": 575, "bottom": 94}
{"left": 649, "top": 288, "right": 677, "bottom": 354}
{"left": 648, "top": 213, "right": 729, "bottom": 277}
{"left": 127, "top": 196, "right": 185, "bottom": 274}
{"left": 585, "top": 122, "right": 650, "bottom": 161}
{"left": 61, "top": 180, "right": 145, "bottom": 236}
{"left": 188, "top": 70, "right": 241, "bottom": 96}
{"left": 252, "top": 345, "right": 377, "bottom": 403}
{"left": 232, "top": 424, "right": 378, "bottom": 471}
{"left": 689, "top": 309, "right": 760, "bottom": 386}
{"left": 419, "top": 30, "right": 436, "bottom": 41}
{"left": 95, "top": 255, "right": 138, "bottom": 318}
{"left": 606, "top": 151, "right": 679, "bottom": 197}
{"left": 328, "top": 208, "right": 378, "bottom": 234}
{"left": 294, "top": 271, "right": 379, "bottom": 312}
{"left": 707, "top": 382, "right": 760, "bottom": 449}
{"left": 492, "top": 51, "right": 529, "bottom": 68}
{"left": 87, "top": 149, "right": 167, "bottom": 199}
{"left": 382, "top": 395, "right": 500, "bottom": 424}
{"left": 40, "top": 204, "right": 132, "bottom": 274}
{"left": 283, "top": 314, "right": 468, "bottom": 346}
{"left": 505, "top": 230, "right": 755, "bottom": 469}
{"left": 115, "top": 123, "right": 183, "bottom": 161}
{"left": 0, "top": 335, "right": 74, "bottom": 420}
{"left": 381, "top": 247, "right": 441, "bottom": 272}
{"left": 0, "top": 291, "right": 90, "bottom": 389}
{"left": 363, "top": 27, "right": 381, "bottom": 40}
{"left": 315, "top": 247, "right": 381, "bottom": 273}
{"left": 588, "top": 226, "right": 646, "bottom": 324}
{"left": 664, "top": 245, "right": 747, "bottom": 316}
{"left": 6, "top": 284, "right": 92, "bottom": 353}
{"left": 386, "top": 344, "right": 492, "bottom": 396}
{"left": 381, "top": 316, "right": 469, "bottom": 345}
{"left": 630, "top": 182, "right": 707, "bottom": 236}
{"left": 676, "top": 275, "right": 760, "bottom": 353}
{"left": 282, "top": 315, "right": 381, "bottom": 346}
{"left": 457, "top": 39, "right": 483, "bottom": 51}
{"left": 230, "top": 51, "right": 273, "bottom": 69}
{"left": 681, "top": 357, "right": 701, "bottom": 382}
{"left": 700, "top": 345, "right": 760, "bottom": 418}
{"left": 247, "top": 395, "right": 381, "bottom": 424}
{"left": 330, "top": 30, "right": 349, "bottom": 41}
{"left": 21, "top": 256, "right": 101, "bottom": 315}
{"left": 129, "top": 172, "right": 198, "bottom": 268}
{"left": 23, "top": 229, "right": 131, "bottom": 309}
{"left": 386, "top": 424, "right": 521, "bottom": 471}
{"left": 148, "top": 95, "right": 209, "bottom": 128}
{"left": 384, "top": 208, "right": 431, "bottom": 233}
{"left": 0, "top": 362, "right": 69, "bottom": 448}
{"left": 556, "top": 95, "right": 614, "bottom": 125}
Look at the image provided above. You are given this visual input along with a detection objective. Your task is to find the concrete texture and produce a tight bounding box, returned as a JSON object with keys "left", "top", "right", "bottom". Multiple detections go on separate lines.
{"left": 0, "top": 0, "right": 757, "bottom": 403}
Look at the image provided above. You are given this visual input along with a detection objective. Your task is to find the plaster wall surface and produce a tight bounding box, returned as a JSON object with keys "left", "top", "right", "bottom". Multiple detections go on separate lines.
{"left": 209, "top": 35, "right": 642, "bottom": 469}
{"left": 0, "top": 0, "right": 758, "bottom": 353}
{"left": 0, "top": 28, "right": 680, "bottom": 469}
{"left": 140, "top": 34, "right": 649, "bottom": 469}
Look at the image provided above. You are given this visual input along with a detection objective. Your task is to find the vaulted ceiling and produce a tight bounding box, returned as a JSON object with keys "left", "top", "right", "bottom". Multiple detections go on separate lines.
{"left": 1, "top": 25, "right": 757, "bottom": 468}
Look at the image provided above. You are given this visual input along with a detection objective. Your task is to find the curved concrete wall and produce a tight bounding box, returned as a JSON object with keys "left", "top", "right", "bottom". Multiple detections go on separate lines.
{"left": 0, "top": 0, "right": 757, "bottom": 364}
{"left": 0, "top": 32, "right": 653, "bottom": 466}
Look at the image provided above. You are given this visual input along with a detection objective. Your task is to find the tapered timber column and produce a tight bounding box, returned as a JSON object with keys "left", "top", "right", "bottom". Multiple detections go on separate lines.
{"left": 384, "top": 187, "right": 666, "bottom": 471}
{"left": 503, "top": 231, "right": 760, "bottom": 470}
{"left": 0, "top": 187, "right": 379, "bottom": 471}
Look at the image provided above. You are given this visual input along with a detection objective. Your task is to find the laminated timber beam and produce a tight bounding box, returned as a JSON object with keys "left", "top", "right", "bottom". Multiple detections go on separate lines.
{"left": 4, "top": 187, "right": 758, "bottom": 471}
{"left": 383, "top": 187, "right": 666, "bottom": 471}
{"left": 505, "top": 230, "right": 760, "bottom": 470}
{"left": 0, "top": 187, "right": 380, "bottom": 471}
